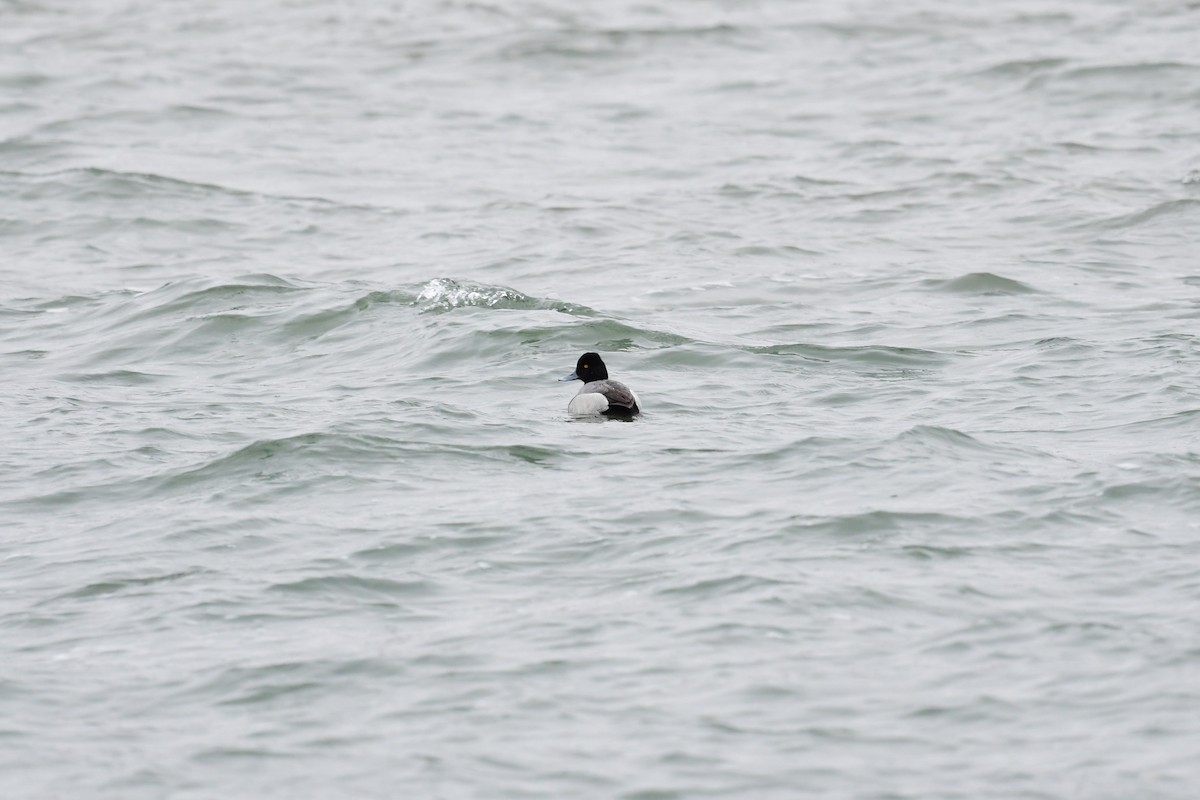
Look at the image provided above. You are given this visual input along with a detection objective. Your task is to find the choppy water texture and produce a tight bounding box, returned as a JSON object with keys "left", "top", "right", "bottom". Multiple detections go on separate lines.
{"left": 3, "top": 1, "right": 1200, "bottom": 797}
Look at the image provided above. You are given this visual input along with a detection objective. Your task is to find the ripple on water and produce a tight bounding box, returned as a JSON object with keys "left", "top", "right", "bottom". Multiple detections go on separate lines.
{"left": 746, "top": 342, "right": 951, "bottom": 370}
{"left": 267, "top": 575, "right": 436, "bottom": 602}
{"left": 917, "top": 272, "right": 1037, "bottom": 295}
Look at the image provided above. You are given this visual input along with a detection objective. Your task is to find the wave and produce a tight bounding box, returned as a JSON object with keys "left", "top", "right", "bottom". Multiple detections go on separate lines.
{"left": 891, "top": 425, "right": 1050, "bottom": 460}
{"left": 1093, "top": 199, "right": 1200, "bottom": 232}
{"left": 412, "top": 277, "right": 589, "bottom": 314}
{"left": 152, "top": 429, "right": 573, "bottom": 496}
{"left": 268, "top": 574, "right": 435, "bottom": 599}
{"left": 1, "top": 165, "right": 401, "bottom": 214}
{"left": 786, "top": 509, "right": 968, "bottom": 538}
{"left": 489, "top": 23, "right": 747, "bottom": 62}
{"left": 745, "top": 342, "right": 948, "bottom": 368}
{"left": 12, "top": 272, "right": 969, "bottom": 389}
{"left": 918, "top": 272, "right": 1036, "bottom": 295}
{"left": 972, "top": 57, "right": 1068, "bottom": 79}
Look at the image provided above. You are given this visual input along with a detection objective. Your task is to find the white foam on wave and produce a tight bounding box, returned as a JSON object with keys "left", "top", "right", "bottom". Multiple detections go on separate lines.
{"left": 415, "top": 278, "right": 526, "bottom": 311}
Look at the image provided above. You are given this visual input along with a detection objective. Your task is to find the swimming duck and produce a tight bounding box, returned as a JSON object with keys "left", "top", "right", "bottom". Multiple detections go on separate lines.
{"left": 559, "top": 352, "right": 641, "bottom": 418}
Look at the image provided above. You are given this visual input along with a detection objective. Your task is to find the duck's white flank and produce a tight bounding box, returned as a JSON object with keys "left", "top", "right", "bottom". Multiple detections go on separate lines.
{"left": 567, "top": 384, "right": 641, "bottom": 417}
{"left": 568, "top": 392, "right": 611, "bottom": 416}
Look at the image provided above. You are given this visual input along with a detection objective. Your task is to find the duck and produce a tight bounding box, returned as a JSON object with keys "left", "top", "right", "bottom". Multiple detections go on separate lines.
{"left": 559, "top": 352, "right": 641, "bottom": 418}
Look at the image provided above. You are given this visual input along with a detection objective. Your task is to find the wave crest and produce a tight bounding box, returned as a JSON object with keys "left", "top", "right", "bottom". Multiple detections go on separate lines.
{"left": 413, "top": 278, "right": 588, "bottom": 315}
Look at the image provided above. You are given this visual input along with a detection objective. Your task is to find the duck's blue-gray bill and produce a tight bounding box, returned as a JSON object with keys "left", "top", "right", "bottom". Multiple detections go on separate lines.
{"left": 558, "top": 371, "right": 578, "bottom": 382}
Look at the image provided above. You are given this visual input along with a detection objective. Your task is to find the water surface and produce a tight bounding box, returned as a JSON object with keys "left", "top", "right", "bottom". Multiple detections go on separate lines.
{"left": 2, "top": 1, "right": 1199, "bottom": 797}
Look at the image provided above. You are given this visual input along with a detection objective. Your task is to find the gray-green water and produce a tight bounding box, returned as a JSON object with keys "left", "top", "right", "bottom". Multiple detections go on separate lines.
{"left": 3, "top": 1, "right": 1200, "bottom": 798}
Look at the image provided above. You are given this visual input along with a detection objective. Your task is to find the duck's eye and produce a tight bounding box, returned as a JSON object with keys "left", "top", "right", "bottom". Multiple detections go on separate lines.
{"left": 582, "top": 365, "right": 588, "bottom": 369}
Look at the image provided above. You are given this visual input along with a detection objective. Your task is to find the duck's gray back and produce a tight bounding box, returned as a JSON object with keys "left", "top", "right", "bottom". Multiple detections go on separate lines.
{"left": 585, "top": 379, "right": 640, "bottom": 413}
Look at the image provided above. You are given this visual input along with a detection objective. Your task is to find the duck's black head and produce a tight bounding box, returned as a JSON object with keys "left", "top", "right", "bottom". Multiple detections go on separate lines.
{"left": 560, "top": 351, "right": 609, "bottom": 382}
